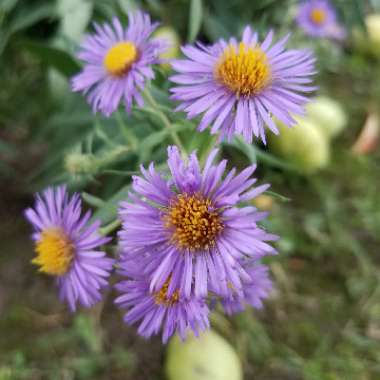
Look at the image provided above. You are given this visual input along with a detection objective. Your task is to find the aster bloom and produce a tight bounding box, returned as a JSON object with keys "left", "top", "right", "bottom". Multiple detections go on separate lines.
{"left": 296, "top": 0, "right": 346, "bottom": 40}
{"left": 71, "top": 11, "right": 166, "bottom": 116}
{"left": 24, "top": 186, "right": 114, "bottom": 311}
{"left": 115, "top": 275, "right": 210, "bottom": 343}
{"left": 169, "top": 26, "right": 316, "bottom": 143}
{"left": 118, "top": 146, "right": 278, "bottom": 302}
{"left": 220, "top": 264, "right": 273, "bottom": 315}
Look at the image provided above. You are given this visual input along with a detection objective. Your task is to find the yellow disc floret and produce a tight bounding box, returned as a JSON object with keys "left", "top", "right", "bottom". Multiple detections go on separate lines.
{"left": 310, "top": 8, "right": 327, "bottom": 25}
{"left": 33, "top": 228, "right": 74, "bottom": 276}
{"left": 215, "top": 42, "right": 271, "bottom": 97}
{"left": 163, "top": 193, "right": 224, "bottom": 251}
{"left": 103, "top": 41, "right": 138, "bottom": 76}
{"left": 154, "top": 278, "right": 180, "bottom": 306}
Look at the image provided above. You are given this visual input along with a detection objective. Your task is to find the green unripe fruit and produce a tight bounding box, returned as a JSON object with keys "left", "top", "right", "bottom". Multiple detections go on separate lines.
{"left": 354, "top": 13, "right": 380, "bottom": 57}
{"left": 165, "top": 330, "right": 242, "bottom": 380}
{"left": 366, "top": 14, "right": 380, "bottom": 54}
{"left": 269, "top": 117, "right": 330, "bottom": 174}
{"left": 306, "top": 96, "right": 347, "bottom": 139}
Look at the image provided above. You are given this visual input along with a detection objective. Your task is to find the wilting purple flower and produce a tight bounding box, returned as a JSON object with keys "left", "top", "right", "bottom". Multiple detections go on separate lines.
{"left": 24, "top": 186, "right": 113, "bottom": 311}
{"left": 115, "top": 274, "right": 209, "bottom": 343}
{"left": 71, "top": 11, "right": 166, "bottom": 116}
{"left": 296, "top": 0, "right": 346, "bottom": 40}
{"left": 220, "top": 264, "right": 273, "bottom": 315}
{"left": 169, "top": 26, "right": 316, "bottom": 144}
{"left": 118, "top": 146, "right": 278, "bottom": 304}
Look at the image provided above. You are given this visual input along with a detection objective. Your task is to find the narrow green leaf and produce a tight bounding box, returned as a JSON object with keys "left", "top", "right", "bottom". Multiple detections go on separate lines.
{"left": 91, "top": 185, "right": 131, "bottom": 225}
{"left": 82, "top": 192, "right": 105, "bottom": 208}
{"left": 228, "top": 137, "right": 257, "bottom": 164}
{"left": 0, "top": 4, "right": 55, "bottom": 54}
{"left": 57, "top": 0, "right": 93, "bottom": 41}
{"left": 188, "top": 0, "right": 202, "bottom": 42}
{"left": 20, "top": 40, "right": 80, "bottom": 77}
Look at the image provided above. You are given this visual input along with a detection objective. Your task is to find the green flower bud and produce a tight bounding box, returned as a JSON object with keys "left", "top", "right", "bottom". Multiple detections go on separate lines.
{"left": 306, "top": 96, "right": 347, "bottom": 139}
{"left": 64, "top": 153, "right": 98, "bottom": 176}
{"left": 166, "top": 330, "right": 242, "bottom": 380}
{"left": 269, "top": 117, "right": 330, "bottom": 174}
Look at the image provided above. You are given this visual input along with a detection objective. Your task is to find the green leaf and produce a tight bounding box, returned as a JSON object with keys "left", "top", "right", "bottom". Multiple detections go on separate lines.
{"left": 370, "top": 0, "right": 380, "bottom": 11}
{"left": 8, "top": 3, "right": 55, "bottom": 34}
{"left": 0, "top": 0, "right": 19, "bottom": 15}
{"left": 91, "top": 185, "right": 131, "bottom": 225}
{"left": 82, "top": 192, "right": 105, "bottom": 208}
{"left": 57, "top": 0, "right": 93, "bottom": 41}
{"left": 20, "top": 40, "right": 80, "bottom": 77}
{"left": 0, "top": 3, "right": 55, "bottom": 54}
{"left": 188, "top": 0, "right": 202, "bottom": 42}
{"left": 229, "top": 137, "right": 257, "bottom": 164}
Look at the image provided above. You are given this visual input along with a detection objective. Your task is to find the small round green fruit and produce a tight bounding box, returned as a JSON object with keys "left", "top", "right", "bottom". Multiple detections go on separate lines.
{"left": 306, "top": 96, "right": 347, "bottom": 139}
{"left": 165, "top": 330, "right": 242, "bottom": 380}
{"left": 269, "top": 118, "right": 330, "bottom": 174}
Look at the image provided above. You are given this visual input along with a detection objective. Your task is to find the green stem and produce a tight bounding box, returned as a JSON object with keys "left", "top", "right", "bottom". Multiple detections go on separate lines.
{"left": 99, "top": 219, "right": 121, "bottom": 236}
{"left": 143, "top": 88, "right": 186, "bottom": 153}
{"left": 115, "top": 111, "right": 138, "bottom": 150}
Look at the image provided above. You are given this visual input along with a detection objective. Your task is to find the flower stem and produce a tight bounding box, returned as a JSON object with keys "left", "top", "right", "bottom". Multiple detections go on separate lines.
{"left": 100, "top": 219, "right": 121, "bottom": 236}
{"left": 143, "top": 88, "right": 186, "bottom": 153}
{"left": 115, "top": 111, "right": 138, "bottom": 150}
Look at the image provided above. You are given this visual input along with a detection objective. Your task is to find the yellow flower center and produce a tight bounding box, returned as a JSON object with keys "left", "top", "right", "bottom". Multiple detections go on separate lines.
{"left": 310, "top": 8, "right": 327, "bottom": 25}
{"left": 103, "top": 41, "right": 138, "bottom": 76}
{"left": 163, "top": 193, "right": 224, "bottom": 250}
{"left": 215, "top": 42, "right": 271, "bottom": 97}
{"left": 33, "top": 228, "right": 74, "bottom": 276}
{"left": 154, "top": 279, "right": 180, "bottom": 306}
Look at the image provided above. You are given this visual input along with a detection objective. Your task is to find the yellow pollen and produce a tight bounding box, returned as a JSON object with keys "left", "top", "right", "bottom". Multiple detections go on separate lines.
{"left": 33, "top": 228, "right": 74, "bottom": 276}
{"left": 163, "top": 193, "right": 224, "bottom": 251}
{"left": 215, "top": 42, "right": 271, "bottom": 97}
{"left": 310, "top": 9, "right": 327, "bottom": 25}
{"left": 154, "top": 278, "right": 180, "bottom": 306}
{"left": 103, "top": 41, "right": 138, "bottom": 76}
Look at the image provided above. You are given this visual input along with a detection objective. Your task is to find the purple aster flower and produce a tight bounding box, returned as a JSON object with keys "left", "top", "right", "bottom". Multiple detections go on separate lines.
{"left": 71, "top": 11, "right": 166, "bottom": 116}
{"left": 115, "top": 275, "right": 210, "bottom": 343}
{"left": 169, "top": 26, "right": 316, "bottom": 144}
{"left": 118, "top": 146, "right": 278, "bottom": 302}
{"left": 296, "top": 0, "right": 346, "bottom": 40}
{"left": 24, "top": 186, "right": 114, "bottom": 311}
{"left": 220, "top": 264, "right": 273, "bottom": 315}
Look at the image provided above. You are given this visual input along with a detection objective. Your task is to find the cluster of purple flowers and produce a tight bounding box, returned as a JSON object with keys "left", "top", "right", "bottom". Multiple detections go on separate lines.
{"left": 25, "top": 148, "right": 276, "bottom": 342}
{"left": 24, "top": 3, "right": 337, "bottom": 342}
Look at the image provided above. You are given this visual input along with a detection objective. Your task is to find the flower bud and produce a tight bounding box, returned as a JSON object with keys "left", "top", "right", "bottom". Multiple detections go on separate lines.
{"left": 166, "top": 330, "right": 242, "bottom": 380}
{"left": 306, "top": 96, "right": 347, "bottom": 139}
{"left": 64, "top": 152, "right": 98, "bottom": 176}
{"left": 269, "top": 117, "right": 330, "bottom": 174}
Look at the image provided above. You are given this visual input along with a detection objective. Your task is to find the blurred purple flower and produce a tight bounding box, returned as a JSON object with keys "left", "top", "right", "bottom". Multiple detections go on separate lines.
{"left": 220, "top": 264, "right": 273, "bottom": 315}
{"left": 169, "top": 26, "right": 316, "bottom": 144}
{"left": 296, "top": 0, "right": 346, "bottom": 40}
{"left": 71, "top": 11, "right": 166, "bottom": 116}
{"left": 25, "top": 186, "right": 113, "bottom": 311}
{"left": 115, "top": 275, "right": 209, "bottom": 343}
